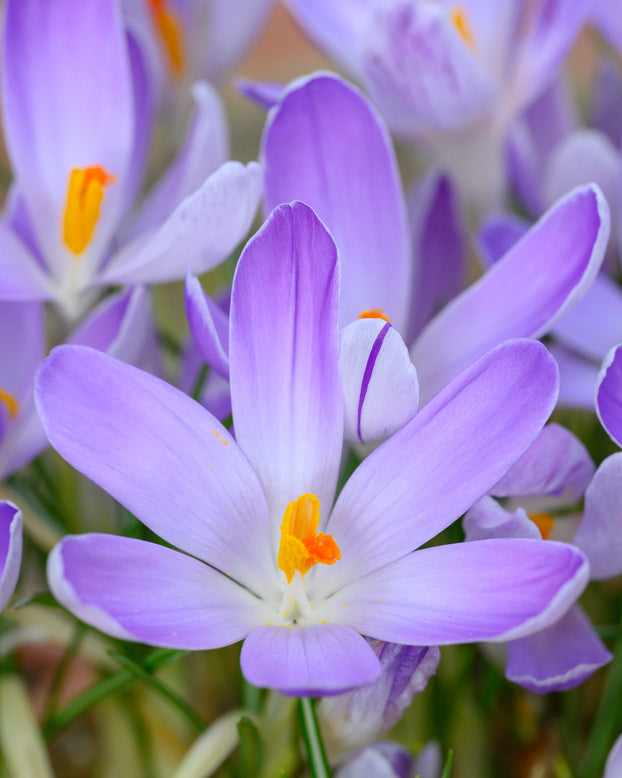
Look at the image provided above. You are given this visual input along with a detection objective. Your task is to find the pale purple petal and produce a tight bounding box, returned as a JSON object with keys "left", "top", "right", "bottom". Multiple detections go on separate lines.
{"left": 413, "top": 185, "right": 609, "bottom": 401}
{"left": 605, "top": 733, "right": 622, "bottom": 778}
{"left": 596, "top": 345, "right": 622, "bottom": 447}
{"left": 337, "top": 744, "right": 412, "bottom": 778}
{"left": 240, "top": 623, "right": 381, "bottom": 696}
{"left": 69, "top": 286, "right": 162, "bottom": 375}
{"left": 592, "top": 0, "right": 622, "bottom": 52}
{"left": 124, "top": 82, "right": 229, "bottom": 242}
{"left": 505, "top": 605, "right": 612, "bottom": 693}
{"left": 35, "top": 345, "right": 275, "bottom": 594}
{"left": 321, "top": 340, "right": 558, "bottom": 591}
{"left": 101, "top": 161, "right": 262, "bottom": 285}
{"left": 360, "top": 1, "right": 496, "bottom": 135}
{"left": 491, "top": 423, "right": 594, "bottom": 501}
{"left": 1, "top": 0, "right": 134, "bottom": 273}
{"left": 184, "top": 274, "right": 229, "bottom": 379}
{"left": 48, "top": 534, "right": 268, "bottom": 648}
{"left": 574, "top": 453, "right": 622, "bottom": 580}
{"left": 477, "top": 213, "right": 528, "bottom": 267}
{"left": 229, "top": 203, "right": 343, "bottom": 535}
{"left": 554, "top": 274, "right": 622, "bottom": 363}
{"left": 0, "top": 502, "right": 22, "bottom": 610}
{"left": 235, "top": 78, "right": 285, "bottom": 110}
{"left": 340, "top": 319, "right": 419, "bottom": 445}
{"left": 318, "top": 642, "right": 439, "bottom": 757}
{"left": 463, "top": 496, "right": 541, "bottom": 541}
{"left": 406, "top": 170, "right": 466, "bottom": 341}
{"left": 512, "top": 0, "right": 593, "bottom": 110}
{"left": 263, "top": 73, "right": 411, "bottom": 332}
{"left": 0, "top": 223, "right": 55, "bottom": 301}
{"left": 330, "top": 539, "right": 588, "bottom": 645}
{"left": 551, "top": 344, "right": 598, "bottom": 410}
{"left": 591, "top": 61, "right": 622, "bottom": 146}
{"left": 412, "top": 742, "right": 442, "bottom": 778}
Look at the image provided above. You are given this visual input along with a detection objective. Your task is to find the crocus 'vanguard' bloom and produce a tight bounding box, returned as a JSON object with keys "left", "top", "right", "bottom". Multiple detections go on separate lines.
{"left": 38, "top": 203, "right": 588, "bottom": 696}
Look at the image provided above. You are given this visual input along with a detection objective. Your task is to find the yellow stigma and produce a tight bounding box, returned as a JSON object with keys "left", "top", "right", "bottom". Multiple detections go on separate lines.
{"left": 277, "top": 493, "right": 341, "bottom": 584}
{"left": 0, "top": 388, "right": 19, "bottom": 420}
{"left": 149, "top": 0, "right": 185, "bottom": 78}
{"left": 62, "top": 166, "right": 117, "bottom": 255}
{"left": 359, "top": 309, "right": 392, "bottom": 324}
{"left": 530, "top": 512, "right": 555, "bottom": 541}
{"left": 450, "top": 6, "right": 476, "bottom": 49}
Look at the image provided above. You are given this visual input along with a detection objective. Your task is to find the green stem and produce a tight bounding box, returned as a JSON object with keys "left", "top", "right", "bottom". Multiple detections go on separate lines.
{"left": 43, "top": 648, "right": 185, "bottom": 741}
{"left": 242, "top": 679, "right": 262, "bottom": 714}
{"left": 297, "top": 698, "right": 331, "bottom": 778}
{"left": 191, "top": 363, "right": 209, "bottom": 402}
{"left": 580, "top": 616, "right": 622, "bottom": 778}
{"left": 42, "top": 623, "right": 86, "bottom": 721}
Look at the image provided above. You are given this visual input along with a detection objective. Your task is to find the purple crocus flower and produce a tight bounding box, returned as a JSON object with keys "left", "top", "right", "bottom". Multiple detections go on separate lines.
{"left": 0, "top": 0, "right": 261, "bottom": 318}
{"left": 285, "top": 0, "right": 592, "bottom": 210}
{"left": 465, "top": 424, "right": 622, "bottom": 692}
{"left": 0, "top": 502, "right": 22, "bottom": 611}
{"left": 258, "top": 73, "right": 609, "bottom": 405}
{"left": 37, "top": 203, "right": 588, "bottom": 696}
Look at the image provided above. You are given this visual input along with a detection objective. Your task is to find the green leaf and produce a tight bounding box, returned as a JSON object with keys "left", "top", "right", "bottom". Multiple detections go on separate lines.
{"left": 236, "top": 716, "right": 263, "bottom": 777}
{"left": 440, "top": 749, "right": 453, "bottom": 778}
{"left": 297, "top": 698, "right": 331, "bottom": 778}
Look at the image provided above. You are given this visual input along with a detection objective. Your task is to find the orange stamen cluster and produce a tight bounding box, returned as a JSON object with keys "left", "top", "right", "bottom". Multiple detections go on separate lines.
{"left": 530, "top": 512, "right": 555, "bottom": 540}
{"left": 62, "top": 166, "right": 116, "bottom": 255}
{"left": 148, "top": 0, "right": 185, "bottom": 78}
{"left": 0, "top": 388, "right": 19, "bottom": 420}
{"left": 359, "top": 309, "right": 392, "bottom": 324}
{"left": 450, "top": 5, "right": 476, "bottom": 49}
{"left": 277, "top": 493, "right": 341, "bottom": 584}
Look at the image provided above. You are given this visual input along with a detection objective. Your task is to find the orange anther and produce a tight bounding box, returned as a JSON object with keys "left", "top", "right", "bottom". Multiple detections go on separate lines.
{"left": 62, "top": 166, "right": 117, "bottom": 255}
{"left": 530, "top": 512, "right": 555, "bottom": 541}
{"left": 359, "top": 309, "right": 392, "bottom": 324}
{"left": 148, "top": 0, "right": 185, "bottom": 78}
{"left": 450, "top": 6, "right": 476, "bottom": 49}
{"left": 0, "top": 388, "right": 19, "bottom": 419}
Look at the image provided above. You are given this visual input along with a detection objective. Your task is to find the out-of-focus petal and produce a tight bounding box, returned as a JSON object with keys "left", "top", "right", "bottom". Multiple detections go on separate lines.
{"left": 491, "top": 423, "right": 594, "bottom": 501}
{"left": 605, "top": 732, "right": 622, "bottom": 778}
{"left": 125, "top": 82, "right": 229, "bottom": 242}
{"left": 596, "top": 345, "right": 622, "bottom": 447}
{"left": 360, "top": 1, "right": 496, "bottom": 135}
{"left": 48, "top": 534, "right": 268, "bottom": 648}
{"left": 240, "top": 623, "right": 381, "bottom": 697}
{"left": 184, "top": 274, "right": 229, "bottom": 379}
{"left": 574, "top": 453, "right": 622, "bottom": 580}
{"left": 463, "top": 496, "right": 541, "bottom": 541}
{"left": 551, "top": 344, "right": 598, "bottom": 410}
{"left": 330, "top": 538, "right": 588, "bottom": 645}
{"left": 554, "top": 274, "right": 622, "bottom": 363}
{"left": 229, "top": 203, "right": 343, "bottom": 537}
{"left": 321, "top": 340, "right": 558, "bottom": 591}
{"left": 340, "top": 319, "right": 418, "bottom": 445}
{"left": 235, "top": 78, "right": 285, "bottom": 110}
{"left": 0, "top": 502, "right": 22, "bottom": 610}
{"left": 505, "top": 605, "right": 612, "bottom": 693}
{"left": 0, "top": 224, "right": 55, "bottom": 301}
{"left": 101, "top": 161, "right": 262, "bottom": 285}
{"left": 262, "top": 73, "right": 411, "bottom": 332}
{"left": 591, "top": 61, "right": 622, "bottom": 146}
{"left": 406, "top": 170, "right": 466, "bottom": 341}
{"left": 35, "top": 345, "right": 275, "bottom": 595}
{"left": 413, "top": 185, "right": 609, "bottom": 401}
{"left": 592, "top": 0, "right": 622, "bottom": 52}
{"left": 477, "top": 213, "right": 528, "bottom": 267}
{"left": 1, "top": 0, "right": 134, "bottom": 273}
{"left": 337, "top": 744, "right": 413, "bottom": 778}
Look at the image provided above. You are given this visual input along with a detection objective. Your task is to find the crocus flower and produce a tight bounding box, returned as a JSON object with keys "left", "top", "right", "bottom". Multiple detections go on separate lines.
{"left": 0, "top": 502, "right": 22, "bottom": 611}
{"left": 258, "top": 73, "right": 609, "bottom": 404}
{"left": 285, "top": 0, "right": 592, "bottom": 210}
{"left": 465, "top": 425, "right": 622, "bottom": 692}
{"left": 38, "top": 202, "right": 588, "bottom": 696}
{"left": 605, "top": 733, "right": 622, "bottom": 778}
{"left": 337, "top": 741, "right": 441, "bottom": 778}
{"left": 0, "top": 0, "right": 261, "bottom": 318}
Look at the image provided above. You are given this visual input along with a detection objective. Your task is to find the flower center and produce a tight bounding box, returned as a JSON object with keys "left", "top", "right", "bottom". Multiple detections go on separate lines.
{"left": 530, "top": 512, "right": 555, "bottom": 540}
{"left": 450, "top": 5, "right": 476, "bottom": 49}
{"left": 277, "top": 493, "right": 341, "bottom": 584}
{"left": 148, "top": 0, "right": 185, "bottom": 78}
{"left": 62, "top": 166, "right": 116, "bottom": 255}
{"left": 0, "top": 388, "right": 19, "bottom": 419}
{"left": 358, "top": 309, "right": 392, "bottom": 324}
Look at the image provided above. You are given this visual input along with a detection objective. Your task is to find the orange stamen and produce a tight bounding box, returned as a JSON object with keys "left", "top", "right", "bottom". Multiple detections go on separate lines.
{"left": 277, "top": 494, "right": 341, "bottom": 584}
{"left": 0, "top": 388, "right": 19, "bottom": 419}
{"left": 62, "top": 166, "right": 117, "bottom": 255}
{"left": 530, "top": 512, "right": 555, "bottom": 541}
{"left": 359, "top": 309, "right": 392, "bottom": 324}
{"left": 148, "top": 0, "right": 185, "bottom": 78}
{"left": 450, "top": 6, "right": 476, "bottom": 49}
